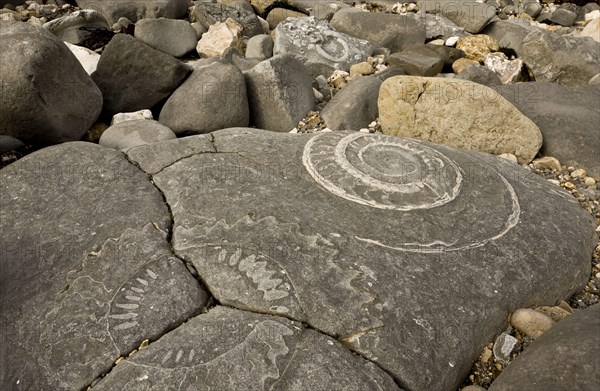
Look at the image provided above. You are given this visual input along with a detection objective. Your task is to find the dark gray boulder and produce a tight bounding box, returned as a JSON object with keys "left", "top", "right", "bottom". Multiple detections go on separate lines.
{"left": 456, "top": 64, "right": 503, "bottom": 86}
{"left": 75, "top": 0, "right": 190, "bottom": 24}
{"left": 489, "top": 304, "right": 600, "bottom": 391}
{"left": 0, "top": 142, "right": 208, "bottom": 390}
{"left": 416, "top": 11, "right": 468, "bottom": 40}
{"left": 481, "top": 19, "right": 537, "bottom": 54}
{"left": 125, "top": 128, "right": 595, "bottom": 391}
{"left": 159, "top": 61, "right": 249, "bottom": 135}
{"left": 0, "top": 135, "right": 24, "bottom": 153}
{"left": 0, "top": 21, "right": 102, "bottom": 144}
{"left": 91, "top": 34, "right": 192, "bottom": 115}
{"left": 272, "top": 16, "right": 374, "bottom": 77}
{"left": 330, "top": 9, "right": 426, "bottom": 53}
{"left": 134, "top": 18, "right": 198, "bottom": 57}
{"left": 91, "top": 306, "right": 401, "bottom": 390}
{"left": 99, "top": 119, "right": 177, "bottom": 151}
{"left": 494, "top": 82, "right": 600, "bottom": 177}
{"left": 418, "top": 0, "right": 497, "bottom": 33}
{"left": 388, "top": 45, "right": 445, "bottom": 76}
{"left": 321, "top": 76, "right": 382, "bottom": 130}
{"left": 193, "top": 2, "right": 263, "bottom": 38}
{"left": 519, "top": 29, "right": 600, "bottom": 87}
{"left": 244, "top": 54, "right": 314, "bottom": 132}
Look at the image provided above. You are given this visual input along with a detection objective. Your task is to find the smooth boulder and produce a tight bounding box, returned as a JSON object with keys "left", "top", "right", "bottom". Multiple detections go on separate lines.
{"left": 0, "top": 21, "right": 102, "bottom": 144}
{"left": 193, "top": 2, "right": 263, "bottom": 38}
{"left": 134, "top": 18, "right": 198, "bottom": 57}
{"left": 99, "top": 119, "right": 177, "bottom": 151}
{"left": 378, "top": 76, "right": 543, "bottom": 163}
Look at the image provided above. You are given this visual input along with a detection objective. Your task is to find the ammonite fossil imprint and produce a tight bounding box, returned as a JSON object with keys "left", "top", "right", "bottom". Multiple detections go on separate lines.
{"left": 302, "top": 132, "right": 521, "bottom": 253}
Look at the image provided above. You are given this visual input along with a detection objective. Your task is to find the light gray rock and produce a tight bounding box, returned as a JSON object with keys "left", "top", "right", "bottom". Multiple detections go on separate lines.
{"left": 379, "top": 76, "right": 539, "bottom": 162}
{"left": 193, "top": 2, "right": 263, "bottom": 38}
{"left": 65, "top": 42, "right": 101, "bottom": 75}
{"left": 0, "top": 142, "right": 207, "bottom": 390}
{"left": 522, "top": 0, "right": 542, "bottom": 18}
{"left": 550, "top": 5, "right": 580, "bottom": 27}
{"left": 123, "top": 127, "right": 595, "bottom": 391}
{"left": 159, "top": 61, "right": 249, "bottom": 135}
{"left": 42, "top": 9, "right": 110, "bottom": 44}
{"left": 244, "top": 54, "right": 314, "bottom": 132}
{"left": 330, "top": 9, "right": 426, "bottom": 52}
{"left": 416, "top": 11, "right": 468, "bottom": 40}
{"left": 91, "top": 306, "right": 400, "bottom": 390}
{"left": 519, "top": 28, "right": 600, "bottom": 87}
{"left": 418, "top": 0, "right": 497, "bottom": 33}
{"left": 245, "top": 34, "right": 273, "bottom": 59}
{"left": 320, "top": 76, "right": 382, "bottom": 130}
{"left": 272, "top": 16, "right": 374, "bottom": 77}
{"left": 91, "top": 34, "right": 192, "bottom": 115}
{"left": 493, "top": 332, "right": 520, "bottom": 365}
{"left": 388, "top": 45, "right": 445, "bottom": 76}
{"left": 493, "top": 82, "right": 600, "bottom": 177}
{"left": 456, "top": 63, "right": 503, "bottom": 86}
{"left": 489, "top": 304, "right": 600, "bottom": 391}
{"left": 75, "top": 0, "right": 189, "bottom": 24}
{"left": 99, "top": 119, "right": 176, "bottom": 151}
{"left": 134, "top": 18, "right": 198, "bottom": 57}
{"left": 111, "top": 109, "right": 153, "bottom": 125}
{"left": 0, "top": 21, "right": 102, "bottom": 144}
{"left": 0, "top": 135, "right": 24, "bottom": 153}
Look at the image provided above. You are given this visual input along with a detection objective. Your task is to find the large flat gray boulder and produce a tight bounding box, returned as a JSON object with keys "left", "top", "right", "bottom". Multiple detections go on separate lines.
{"left": 125, "top": 128, "right": 595, "bottom": 391}
{"left": 0, "top": 143, "right": 208, "bottom": 390}
{"left": 0, "top": 21, "right": 102, "bottom": 145}
{"left": 91, "top": 306, "right": 401, "bottom": 390}
{"left": 494, "top": 82, "right": 600, "bottom": 177}
{"left": 489, "top": 304, "right": 600, "bottom": 391}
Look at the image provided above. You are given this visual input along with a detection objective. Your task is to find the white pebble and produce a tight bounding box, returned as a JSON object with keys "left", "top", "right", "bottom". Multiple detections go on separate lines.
{"left": 445, "top": 36, "right": 460, "bottom": 47}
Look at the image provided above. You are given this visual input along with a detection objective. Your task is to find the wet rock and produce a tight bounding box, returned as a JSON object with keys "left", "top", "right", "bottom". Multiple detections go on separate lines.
{"left": 197, "top": 18, "right": 245, "bottom": 58}
{"left": 490, "top": 304, "right": 600, "bottom": 391}
{"left": 159, "top": 61, "right": 249, "bottom": 135}
{"left": 330, "top": 9, "right": 426, "bottom": 52}
{"left": 379, "top": 76, "right": 539, "bottom": 162}
{"left": 510, "top": 308, "right": 555, "bottom": 339}
{"left": 0, "top": 21, "right": 102, "bottom": 144}
{"left": 91, "top": 34, "right": 192, "bottom": 115}
{"left": 244, "top": 54, "right": 314, "bottom": 132}
{"left": 43, "top": 9, "right": 109, "bottom": 44}
{"left": 320, "top": 76, "right": 382, "bottom": 130}
{"left": 134, "top": 18, "right": 198, "bottom": 57}
{"left": 272, "top": 16, "right": 374, "bottom": 77}
{"left": 99, "top": 119, "right": 176, "bottom": 151}
{"left": 193, "top": 2, "right": 263, "bottom": 38}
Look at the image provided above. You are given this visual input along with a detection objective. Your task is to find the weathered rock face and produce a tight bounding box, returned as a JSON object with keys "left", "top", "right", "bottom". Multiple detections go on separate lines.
{"left": 519, "top": 28, "right": 600, "bottom": 87}
{"left": 244, "top": 54, "right": 314, "bottom": 132}
{"left": 134, "top": 18, "right": 198, "bottom": 57}
{"left": 159, "top": 61, "right": 249, "bottom": 135}
{"left": 0, "top": 143, "right": 208, "bottom": 390}
{"left": 196, "top": 18, "right": 245, "bottom": 58}
{"left": 456, "top": 63, "right": 503, "bottom": 86}
{"left": 91, "top": 34, "right": 192, "bottom": 115}
{"left": 272, "top": 17, "right": 374, "bottom": 77}
{"left": 75, "top": 0, "right": 190, "bottom": 24}
{"left": 489, "top": 304, "right": 600, "bottom": 391}
{"left": 418, "top": 0, "right": 497, "bottom": 33}
{"left": 0, "top": 21, "right": 102, "bottom": 144}
{"left": 122, "top": 128, "right": 594, "bottom": 391}
{"left": 493, "top": 82, "right": 600, "bottom": 177}
{"left": 42, "top": 9, "right": 110, "bottom": 44}
{"left": 91, "top": 306, "right": 400, "bottom": 390}
{"left": 330, "top": 9, "right": 426, "bottom": 53}
{"left": 481, "top": 19, "right": 536, "bottom": 54}
{"left": 193, "top": 2, "right": 264, "bottom": 38}
{"left": 378, "top": 76, "right": 542, "bottom": 163}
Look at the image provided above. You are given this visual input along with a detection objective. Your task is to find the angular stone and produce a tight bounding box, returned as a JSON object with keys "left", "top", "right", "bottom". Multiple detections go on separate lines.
{"left": 483, "top": 52, "right": 524, "bottom": 84}
{"left": 246, "top": 34, "right": 273, "bottom": 59}
{"left": 418, "top": 0, "right": 497, "bottom": 33}
{"left": 134, "top": 18, "right": 198, "bottom": 57}
{"left": 519, "top": 28, "right": 600, "bottom": 87}
{"left": 0, "top": 143, "right": 207, "bottom": 390}
{"left": 489, "top": 305, "right": 600, "bottom": 391}
{"left": 388, "top": 45, "right": 445, "bottom": 76}
{"left": 159, "top": 61, "right": 249, "bottom": 135}
{"left": 330, "top": 9, "right": 426, "bottom": 52}
{"left": 91, "top": 306, "right": 400, "bottom": 390}
{"left": 453, "top": 57, "right": 479, "bottom": 73}
{"left": 493, "top": 332, "right": 520, "bottom": 365}
{"left": 378, "top": 76, "right": 542, "bottom": 162}
{"left": 43, "top": 9, "right": 110, "bottom": 45}
{"left": 482, "top": 19, "right": 536, "bottom": 54}
{"left": 456, "top": 63, "right": 503, "bottom": 86}
{"left": 0, "top": 21, "right": 102, "bottom": 144}
{"left": 550, "top": 8, "right": 578, "bottom": 27}
{"left": 75, "top": 0, "right": 189, "bottom": 24}
{"left": 124, "top": 127, "right": 595, "bottom": 391}
{"left": 580, "top": 18, "right": 600, "bottom": 43}
{"left": 244, "top": 54, "right": 314, "bottom": 132}
{"left": 99, "top": 119, "right": 176, "bottom": 151}
{"left": 92, "top": 34, "right": 192, "bottom": 115}
{"left": 193, "top": 2, "right": 263, "bottom": 38}
{"left": 65, "top": 41, "right": 101, "bottom": 75}
{"left": 493, "top": 82, "right": 600, "bottom": 177}
{"left": 272, "top": 16, "right": 374, "bottom": 77}
{"left": 112, "top": 109, "right": 154, "bottom": 125}
{"left": 456, "top": 34, "right": 500, "bottom": 63}
{"left": 320, "top": 76, "right": 382, "bottom": 130}
{"left": 417, "top": 11, "right": 468, "bottom": 40}
{"left": 196, "top": 18, "right": 245, "bottom": 58}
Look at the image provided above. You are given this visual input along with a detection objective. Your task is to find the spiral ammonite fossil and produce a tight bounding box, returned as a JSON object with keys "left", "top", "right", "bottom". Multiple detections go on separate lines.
{"left": 302, "top": 132, "right": 521, "bottom": 253}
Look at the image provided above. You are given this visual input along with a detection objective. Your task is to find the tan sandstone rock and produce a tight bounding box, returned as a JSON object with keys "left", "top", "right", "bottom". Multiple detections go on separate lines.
{"left": 196, "top": 18, "right": 244, "bottom": 58}
{"left": 456, "top": 34, "right": 500, "bottom": 62}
